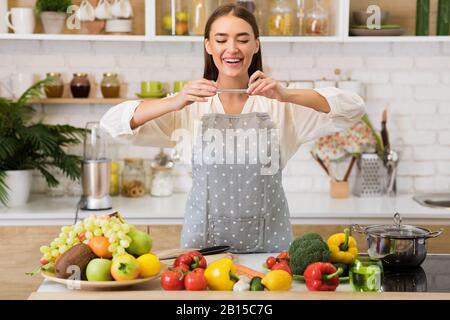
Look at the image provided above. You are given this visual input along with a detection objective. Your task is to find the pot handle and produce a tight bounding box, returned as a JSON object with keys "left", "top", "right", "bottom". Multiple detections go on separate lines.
{"left": 425, "top": 229, "right": 444, "bottom": 239}
{"left": 352, "top": 224, "right": 366, "bottom": 234}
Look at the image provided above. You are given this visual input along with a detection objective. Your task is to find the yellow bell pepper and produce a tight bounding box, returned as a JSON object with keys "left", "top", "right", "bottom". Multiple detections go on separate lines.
{"left": 327, "top": 228, "right": 358, "bottom": 264}
{"left": 204, "top": 258, "right": 239, "bottom": 291}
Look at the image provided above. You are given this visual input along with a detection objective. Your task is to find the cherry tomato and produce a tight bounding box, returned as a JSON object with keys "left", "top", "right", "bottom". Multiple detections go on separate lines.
{"left": 39, "top": 258, "right": 49, "bottom": 265}
{"left": 266, "top": 256, "right": 277, "bottom": 269}
{"left": 184, "top": 268, "right": 208, "bottom": 291}
{"left": 77, "top": 232, "right": 86, "bottom": 241}
{"left": 160, "top": 270, "right": 184, "bottom": 290}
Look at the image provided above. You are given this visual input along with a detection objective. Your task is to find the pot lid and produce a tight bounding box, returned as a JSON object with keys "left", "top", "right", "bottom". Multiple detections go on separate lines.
{"left": 365, "top": 213, "right": 431, "bottom": 238}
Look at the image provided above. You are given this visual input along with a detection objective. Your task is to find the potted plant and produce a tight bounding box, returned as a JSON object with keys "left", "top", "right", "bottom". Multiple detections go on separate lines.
{"left": 0, "top": 77, "right": 85, "bottom": 207}
{"left": 35, "top": 0, "right": 72, "bottom": 34}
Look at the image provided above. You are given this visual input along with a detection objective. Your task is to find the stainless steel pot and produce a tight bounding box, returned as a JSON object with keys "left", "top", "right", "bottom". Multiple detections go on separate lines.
{"left": 352, "top": 213, "right": 443, "bottom": 268}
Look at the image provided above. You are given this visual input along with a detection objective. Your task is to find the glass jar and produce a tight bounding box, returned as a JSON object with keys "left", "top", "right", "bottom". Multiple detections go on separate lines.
{"left": 267, "top": 0, "right": 295, "bottom": 36}
{"left": 150, "top": 149, "right": 174, "bottom": 197}
{"left": 188, "top": 0, "right": 218, "bottom": 35}
{"left": 44, "top": 72, "right": 64, "bottom": 98}
{"left": 175, "top": 0, "right": 189, "bottom": 35}
{"left": 295, "top": 0, "right": 306, "bottom": 36}
{"left": 110, "top": 160, "right": 120, "bottom": 196}
{"left": 70, "top": 73, "right": 91, "bottom": 98}
{"left": 101, "top": 73, "right": 120, "bottom": 98}
{"left": 304, "top": 0, "right": 329, "bottom": 36}
{"left": 237, "top": 0, "right": 256, "bottom": 13}
{"left": 121, "top": 158, "right": 146, "bottom": 198}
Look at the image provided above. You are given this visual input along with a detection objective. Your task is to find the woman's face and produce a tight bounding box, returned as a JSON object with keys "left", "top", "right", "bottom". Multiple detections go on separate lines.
{"left": 205, "top": 14, "right": 260, "bottom": 80}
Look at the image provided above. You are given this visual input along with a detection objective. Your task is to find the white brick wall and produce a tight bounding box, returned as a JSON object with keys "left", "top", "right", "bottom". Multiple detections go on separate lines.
{"left": 1, "top": 40, "right": 449, "bottom": 195}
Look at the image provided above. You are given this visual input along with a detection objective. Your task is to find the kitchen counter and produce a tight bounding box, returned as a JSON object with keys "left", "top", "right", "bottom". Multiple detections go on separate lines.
{"left": 2, "top": 193, "right": 450, "bottom": 226}
{"left": 28, "top": 253, "right": 450, "bottom": 300}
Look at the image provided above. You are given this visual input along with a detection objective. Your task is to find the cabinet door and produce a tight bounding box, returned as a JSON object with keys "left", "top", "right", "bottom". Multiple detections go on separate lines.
{"left": 0, "top": 226, "right": 61, "bottom": 300}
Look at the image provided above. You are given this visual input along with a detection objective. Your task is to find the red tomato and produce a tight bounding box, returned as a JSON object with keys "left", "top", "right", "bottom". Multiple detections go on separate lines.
{"left": 173, "top": 263, "right": 190, "bottom": 273}
{"left": 77, "top": 232, "right": 86, "bottom": 241}
{"left": 160, "top": 271, "right": 184, "bottom": 291}
{"left": 184, "top": 268, "right": 207, "bottom": 291}
{"left": 271, "top": 261, "right": 293, "bottom": 275}
{"left": 266, "top": 256, "right": 277, "bottom": 269}
{"left": 40, "top": 258, "right": 49, "bottom": 265}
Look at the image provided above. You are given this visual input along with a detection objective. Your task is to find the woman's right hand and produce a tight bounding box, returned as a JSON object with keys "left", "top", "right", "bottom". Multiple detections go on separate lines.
{"left": 171, "top": 79, "right": 217, "bottom": 111}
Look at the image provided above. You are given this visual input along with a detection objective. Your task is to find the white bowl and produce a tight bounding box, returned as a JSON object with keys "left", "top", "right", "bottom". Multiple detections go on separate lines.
{"left": 105, "top": 19, "right": 132, "bottom": 33}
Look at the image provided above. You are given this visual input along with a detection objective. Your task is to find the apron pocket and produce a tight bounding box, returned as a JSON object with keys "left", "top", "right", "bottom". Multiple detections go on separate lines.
{"left": 209, "top": 217, "right": 265, "bottom": 253}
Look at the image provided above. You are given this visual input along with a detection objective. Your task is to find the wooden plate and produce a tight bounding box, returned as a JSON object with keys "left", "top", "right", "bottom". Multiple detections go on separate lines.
{"left": 41, "top": 262, "right": 168, "bottom": 291}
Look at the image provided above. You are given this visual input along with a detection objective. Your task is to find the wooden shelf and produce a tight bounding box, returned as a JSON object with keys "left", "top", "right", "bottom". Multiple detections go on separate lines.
{"left": 2, "top": 0, "right": 450, "bottom": 43}
{"left": 30, "top": 98, "right": 154, "bottom": 105}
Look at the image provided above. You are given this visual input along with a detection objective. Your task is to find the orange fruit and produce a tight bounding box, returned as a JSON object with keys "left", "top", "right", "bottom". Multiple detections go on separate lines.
{"left": 88, "top": 236, "right": 112, "bottom": 258}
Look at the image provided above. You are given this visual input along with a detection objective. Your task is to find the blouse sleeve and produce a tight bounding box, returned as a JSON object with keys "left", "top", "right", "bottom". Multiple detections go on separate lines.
{"left": 99, "top": 100, "right": 178, "bottom": 148}
{"left": 280, "top": 87, "right": 366, "bottom": 166}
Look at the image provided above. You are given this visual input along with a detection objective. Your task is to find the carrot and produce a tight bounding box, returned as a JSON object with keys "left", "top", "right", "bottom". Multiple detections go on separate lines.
{"left": 234, "top": 263, "right": 265, "bottom": 279}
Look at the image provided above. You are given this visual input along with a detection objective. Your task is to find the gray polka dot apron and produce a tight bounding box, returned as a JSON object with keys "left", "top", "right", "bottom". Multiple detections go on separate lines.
{"left": 181, "top": 112, "right": 293, "bottom": 253}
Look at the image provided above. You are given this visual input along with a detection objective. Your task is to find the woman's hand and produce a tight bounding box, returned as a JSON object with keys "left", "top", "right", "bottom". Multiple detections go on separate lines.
{"left": 247, "top": 71, "right": 288, "bottom": 102}
{"left": 171, "top": 79, "right": 217, "bottom": 111}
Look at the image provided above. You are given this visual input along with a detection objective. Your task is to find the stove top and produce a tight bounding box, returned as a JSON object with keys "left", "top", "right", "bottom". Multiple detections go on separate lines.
{"left": 381, "top": 254, "right": 450, "bottom": 293}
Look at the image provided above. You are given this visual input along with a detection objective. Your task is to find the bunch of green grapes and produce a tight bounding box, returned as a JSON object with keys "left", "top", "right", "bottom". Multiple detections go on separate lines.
{"left": 39, "top": 214, "right": 134, "bottom": 265}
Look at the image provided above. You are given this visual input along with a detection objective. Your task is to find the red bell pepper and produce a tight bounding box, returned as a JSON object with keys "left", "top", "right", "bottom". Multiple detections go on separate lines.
{"left": 276, "top": 251, "right": 290, "bottom": 262}
{"left": 188, "top": 251, "right": 207, "bottom": 269}
{"left": 271, "top": 260, "right": 292, "bottom": 275}
{"left": 303, "top": 262, "right": 343, "bottom": 291}
{"left": 173, "top": 251, "right": 207, "bottom": 271}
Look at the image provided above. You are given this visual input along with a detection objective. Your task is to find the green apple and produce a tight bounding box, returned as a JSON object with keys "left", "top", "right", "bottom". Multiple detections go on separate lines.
{"left": 126, "top": 229, "right": 153, "bottom": 256}
{"left": 85, "top": 259, "right": 113, "bottom": 281}
{"left": 111, "top": 254, "right": 141, "bottom": 281}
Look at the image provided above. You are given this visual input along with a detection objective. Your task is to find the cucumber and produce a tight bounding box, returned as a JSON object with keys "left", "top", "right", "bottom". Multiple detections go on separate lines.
{"left": 416, "top": 0, "right": 430, "bottom": 36}
{"left": 437, "top": 0, "right": 450, "bottom": 35}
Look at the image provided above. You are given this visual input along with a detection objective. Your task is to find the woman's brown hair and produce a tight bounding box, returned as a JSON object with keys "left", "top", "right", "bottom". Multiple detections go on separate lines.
{"left": 203, "top": 4, "right": 263, "bottom": 81}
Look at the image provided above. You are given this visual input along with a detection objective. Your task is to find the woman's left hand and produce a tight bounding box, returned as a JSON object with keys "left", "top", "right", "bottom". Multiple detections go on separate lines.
{"left": 247, "top": 71, "right": 287, "bottom": 102}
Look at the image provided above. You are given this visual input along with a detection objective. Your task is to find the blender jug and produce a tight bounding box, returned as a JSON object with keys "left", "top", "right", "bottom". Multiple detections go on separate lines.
{"left": 81, "top": 122, "right": 112, "bottom": 210}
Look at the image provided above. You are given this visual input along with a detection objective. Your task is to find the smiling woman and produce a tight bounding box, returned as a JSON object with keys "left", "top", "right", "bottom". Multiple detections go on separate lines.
{"left": 100, "top": 3, "right": 366, "bottom": 254}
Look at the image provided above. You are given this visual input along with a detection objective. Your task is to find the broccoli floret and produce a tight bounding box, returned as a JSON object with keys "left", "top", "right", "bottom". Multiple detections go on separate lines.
{"left": 289, "top": 236, "right": 330, "bottom": 275}
{"left": 288, "top": 233, "right": 324, "bottom": 257}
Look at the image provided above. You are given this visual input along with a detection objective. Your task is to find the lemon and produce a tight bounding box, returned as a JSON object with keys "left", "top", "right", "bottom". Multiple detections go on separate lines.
{"left": 111, "top": 161, "right": 119, "bottom": 174}
{"left": 137, "top": 253, "right": 161, "bottom": 278}
{"left": 261, "top": 270, "right": 292, "bottom": 291}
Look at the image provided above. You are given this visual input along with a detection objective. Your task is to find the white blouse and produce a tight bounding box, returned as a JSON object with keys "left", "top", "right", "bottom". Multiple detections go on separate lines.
{"left": 100, "top": 87, "right": 366, "bottom": 169}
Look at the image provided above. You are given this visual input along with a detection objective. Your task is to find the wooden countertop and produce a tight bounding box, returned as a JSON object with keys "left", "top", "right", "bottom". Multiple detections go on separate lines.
{"left": 28, "top": 290, "right": 450, "bottom": 300}
{"left": 27, "top": 253, "right": 450, "bottom": 300}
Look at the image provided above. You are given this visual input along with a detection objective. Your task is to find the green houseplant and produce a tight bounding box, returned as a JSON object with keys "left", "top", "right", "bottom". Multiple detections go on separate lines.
{"left": 35, "top": 0, "right": 73, "bottom": 34}
{"left": 0, "top": 77, "right": 85, "bottom": 207}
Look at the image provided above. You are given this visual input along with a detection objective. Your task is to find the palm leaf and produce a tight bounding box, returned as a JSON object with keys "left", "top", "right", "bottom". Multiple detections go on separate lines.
{"left": 0, "top": 171, "right": 9, "bottom": 207}
{"left": 16, "top": 77, "right": 56, "bottom": 107}
{"left": 0, "top": 137, "right": 19, "bottom": 160}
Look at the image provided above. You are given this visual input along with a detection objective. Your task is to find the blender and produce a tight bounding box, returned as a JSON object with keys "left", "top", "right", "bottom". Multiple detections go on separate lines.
{"left": 80, "top": 122, "right": 112, "bottom": 210}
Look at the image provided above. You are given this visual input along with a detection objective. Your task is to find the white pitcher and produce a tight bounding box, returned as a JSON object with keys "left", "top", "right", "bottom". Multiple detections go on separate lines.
{"left": 111, "top": 0, "right": 133, "bottom": 19}
{"left": 95, "top": 0, "right": 112, "bottom": 20}
{"left": 77, "top": 0, "right": 95, "bottom": 22}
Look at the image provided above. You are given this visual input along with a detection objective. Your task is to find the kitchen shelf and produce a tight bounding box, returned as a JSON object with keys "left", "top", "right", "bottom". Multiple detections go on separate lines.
{"left": 30, "top": 98, "right": 153, "bottom": 105}
{"left": 0, "top": 34, "right": 147, "bottom": 41}
{"left": 1, "top": 0, "right": 450, "bottom": 43}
